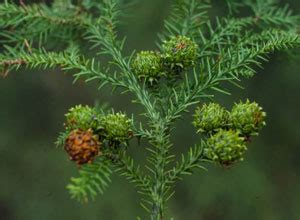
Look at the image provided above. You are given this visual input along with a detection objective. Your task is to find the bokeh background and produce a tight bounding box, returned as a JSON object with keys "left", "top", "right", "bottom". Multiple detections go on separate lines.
{"left": 0, "top": 0, "right": 299, "bottom": 219}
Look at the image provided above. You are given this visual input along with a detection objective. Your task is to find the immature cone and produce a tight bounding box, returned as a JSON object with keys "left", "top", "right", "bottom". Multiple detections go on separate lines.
{"left": 205, "top": 129, "right": 247, "bottom": 165}
{"left": 162, "top": 35, "right": 198, "bottom": 73}
{"left": 131, "top": 51, "right": 163, "bottom": 84}
{"left": 102, "top": 113, "right": 132, "bottom": 144}
{"left": 230, "top": 100, "right": 266, "bottom": 136}
{"left": 193, "top": 103, "right": 229, "bottom": 134}
{"left": 65, "top": 129, "right": 101, "bottom": 165}
{"left": 65, "top": 105, "right": 100, "bottom": 130}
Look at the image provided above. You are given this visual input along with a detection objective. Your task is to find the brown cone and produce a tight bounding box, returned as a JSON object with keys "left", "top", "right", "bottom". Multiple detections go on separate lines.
{"left": 65, "top": 129, "right": 101, "bottom": 165}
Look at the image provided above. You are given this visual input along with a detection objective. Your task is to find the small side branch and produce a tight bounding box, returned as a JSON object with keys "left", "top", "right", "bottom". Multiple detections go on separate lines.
{"left": 87, "top": 22, "right": 159, "bottom": 122}
{"left": 166, "top": 143, "right": 207, "bottom": 185}
{"left": 0, "top": 47, "right": 119, "bottom": 88}
{"left": 115, "top": 152, "right": 151, "bottom": 191}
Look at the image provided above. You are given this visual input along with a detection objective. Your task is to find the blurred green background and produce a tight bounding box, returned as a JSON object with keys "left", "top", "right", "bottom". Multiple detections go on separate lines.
{"left": 0, "top": 0, "right": 300, "bottom": 219}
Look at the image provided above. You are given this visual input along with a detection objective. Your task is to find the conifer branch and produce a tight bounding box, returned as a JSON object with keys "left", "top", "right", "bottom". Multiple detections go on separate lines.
{"left": 226, "top": 0, "right": 300, "bottom": 29}
{"left": 86, "top": 13, "right": 159, "bottom": 122}
{"left": 0, "top": 1, "right": 88, "bottom": 28}
{"left": 165, "top": 28, "right": 299, "bottom": 126}
{"left": 1, "top": 0, "right": 300, "bottom": 219}
{"left": 159, "top": 0, "right": 211, "bottom": 41}
{"left": 67, "top": 157, "right": 112, "bottom": 203}
{"left": 166, "top": 143, "right": 207, "bottom": 185}
{"left": 0, "top": 46, "right": 121, "bottom": 88}
{"left": 0, "top": 1, "right": 91, "bottom": 45}
{"left": 115, "top": 152, "right": 152, "bottom": 195}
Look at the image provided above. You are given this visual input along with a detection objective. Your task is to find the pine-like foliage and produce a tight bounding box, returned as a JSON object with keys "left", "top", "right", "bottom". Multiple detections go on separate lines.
{"left": 158, "top": 0, "right": 211, "bottom": 41}
{"left": 1, "top": 0, "right": 299, "bottom": 219}
{"left": 67, "top": 157, "right": 112, "bottom": 203}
